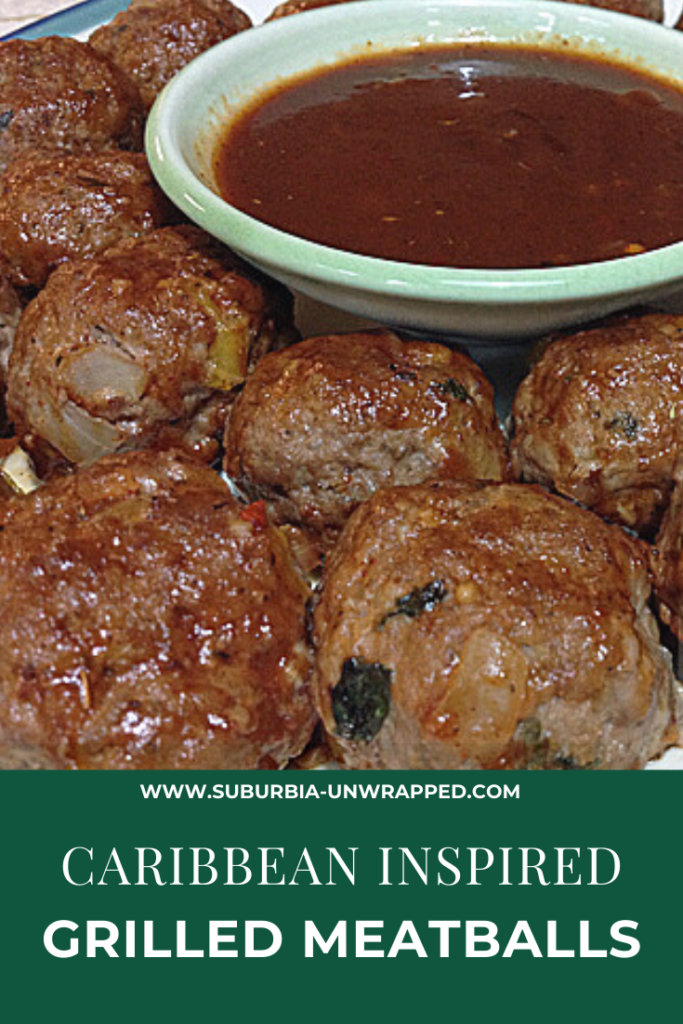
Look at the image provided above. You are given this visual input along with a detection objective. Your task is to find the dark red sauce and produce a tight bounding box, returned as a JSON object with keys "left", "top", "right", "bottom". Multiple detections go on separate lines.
{"left": 215, "top": 44, "right": 683, "bottom": 269}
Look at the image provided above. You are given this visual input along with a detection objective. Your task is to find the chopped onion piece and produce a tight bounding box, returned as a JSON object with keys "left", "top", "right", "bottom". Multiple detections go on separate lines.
{"left": 207, "top": 320, "right": 250, "bottom": 390}
{"left": 181, "top": 280, "right": 251, "bottom": 391}
{"left": 37, "top": 395, "right": 121, "bottom": 465}
{"left": 64, "top": 347, "right": 147, "bottom": 404}
{"left": 0, "top": 445, "right": 41, "bottom": 495}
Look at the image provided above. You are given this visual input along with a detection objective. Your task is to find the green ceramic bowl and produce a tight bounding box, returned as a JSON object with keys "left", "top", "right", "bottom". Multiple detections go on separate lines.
{"left": 147, "top": 0, "right": 683, "bottom": 341}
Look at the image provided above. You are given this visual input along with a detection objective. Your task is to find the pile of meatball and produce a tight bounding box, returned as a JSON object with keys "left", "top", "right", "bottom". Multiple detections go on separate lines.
{"left": 0, "top": 0, "right": 681, "bottom": 770}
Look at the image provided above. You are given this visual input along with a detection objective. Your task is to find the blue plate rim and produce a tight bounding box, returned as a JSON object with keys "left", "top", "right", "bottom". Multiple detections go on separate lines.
{"left": 2, "top": 0, "right": 128, "bottom": 40}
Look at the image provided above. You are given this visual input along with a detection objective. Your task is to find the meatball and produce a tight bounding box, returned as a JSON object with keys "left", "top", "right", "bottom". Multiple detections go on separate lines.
{"left": 313, "top": 481, "right": 678, "bottom": 770}
{"left": 6, "top": 226, "right": 296, "bottom": 471}
{"left": 0, "top": 37, "right": 143, "bottom": 176}
{"left": 510, "top": 313, "right": 683, "bottom": 536}
{"left": 225, "top": 330, "right": 509, "bottom": 539}
{"left": 90, "top": 0, "right": 252, "bottom": 112}
{"left": 0, "top": 150, "right": 174, "bottom": 290}
{"left": 0, "top": 448, "right": 315, "bottom": 770}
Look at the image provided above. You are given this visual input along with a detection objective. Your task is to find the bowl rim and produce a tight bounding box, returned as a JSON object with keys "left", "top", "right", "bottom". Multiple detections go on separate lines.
{"left": 146, "top": 0, "right": 683, "bottom": 308}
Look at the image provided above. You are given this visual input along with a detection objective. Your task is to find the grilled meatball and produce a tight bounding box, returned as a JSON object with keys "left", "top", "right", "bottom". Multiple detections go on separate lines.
{"left": 0, "top": 37, "right": 143, "bottom": 177}
{"left": 313, "top": 480, "right": 678, "bottom": 770}
{"left": 0, "top": 150, "right": 174, "bottom": 290}
{"left": 0, "top": 448, "right": 315, "bottom": 770}
{"left": 225, "top": 330, "right": 509, "bottom": 540}
{"left": 510, "top": 313, "right": 683, "bottom": 536}
{"left": 6, "top": 226, "right": 295, "bottom": 472}
{"left": 90, "top": 0, "right": 252, "bottom": 112}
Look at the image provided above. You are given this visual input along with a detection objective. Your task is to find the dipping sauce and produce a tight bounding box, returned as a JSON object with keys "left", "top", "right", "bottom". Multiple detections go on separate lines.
{"left": 215, "top": 44, "right": 683, "bottom": 269}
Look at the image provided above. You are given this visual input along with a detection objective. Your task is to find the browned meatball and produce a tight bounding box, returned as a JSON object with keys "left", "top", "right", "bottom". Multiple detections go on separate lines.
{"left": 510, "top": 313, "right": 683, "bottom": 536}
{"left": 0, "top": 150, "right": 174, "bottom": 289}
{"left": 0, "top": 448, "right": 315, "bottom": 770}
{"left": 0, "top": 37, "right": 143, "bottom": 176}
{"left": 313, "top": 481, "right": 679, "bottom": 770}
{"left": 6, "top": 226, "right": 295, "bottom": 471}
{"left": 267, "top": 0, "right": 359, "bottom": 20}
{"left": 90, "top": 0, "right": 252, "bottom": 112}
{"left": 225, "top": 330, "right": 509, "bottom": 540}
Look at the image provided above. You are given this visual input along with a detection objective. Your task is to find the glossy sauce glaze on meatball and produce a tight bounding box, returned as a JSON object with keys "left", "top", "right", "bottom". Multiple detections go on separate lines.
{"left": 0, "top": 150, "right": 174, "bottom": 289}
{"left": 510, "top": 313, "right": 683, "bottom": 536}
{"left": 6, "top": 226, "right": 296, "bottom": 472}
{"left": 0, "top": 448, "right": 315, "bottom": 770}
{"left": 225, "top": 330, "right": 509, "bottom": 540}
{"left": 0, "top": 37, "right": 143, "bottom": 176}
{"left": 313, "top": 481, "right": 679, "bottom": 770}
{"left": 90, "top": 0, "right": 252, "bottom": 112}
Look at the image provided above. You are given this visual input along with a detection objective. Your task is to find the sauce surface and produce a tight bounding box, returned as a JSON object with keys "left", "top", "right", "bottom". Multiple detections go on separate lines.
{"left": 215, "top": 45, "right": 683, "bottom": 270}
